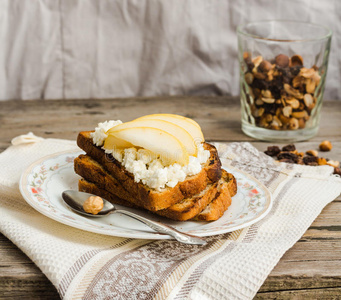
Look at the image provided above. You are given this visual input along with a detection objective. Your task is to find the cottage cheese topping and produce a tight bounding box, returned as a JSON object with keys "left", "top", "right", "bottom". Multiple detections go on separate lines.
{"left": 91, "top": 120, "right": 122, "bottom": 146}
{"left": 93, "top": 120, "right": 210, "bottom": 190}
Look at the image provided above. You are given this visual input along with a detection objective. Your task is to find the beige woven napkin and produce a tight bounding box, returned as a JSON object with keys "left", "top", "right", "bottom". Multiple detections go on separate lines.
{"left": 0, "top": 134, "right": 340, "bottom": 300}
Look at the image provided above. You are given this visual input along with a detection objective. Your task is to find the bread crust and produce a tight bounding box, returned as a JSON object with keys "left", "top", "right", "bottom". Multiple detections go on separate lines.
{"left": 194, "top": 172, "right": 235, "bottom": 221}
{"left": 76, "top": 131, "right": 222, "bottom": 211}
{"left": 77, "top": 161, "right": 236, "bottom": 221}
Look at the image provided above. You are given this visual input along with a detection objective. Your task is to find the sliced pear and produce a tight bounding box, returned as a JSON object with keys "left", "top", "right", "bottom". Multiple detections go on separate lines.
{"left": 104, "top": 134, "right": 134, "bottom": 150}
{"left": 136, "top": 113, "right": 201, "bottom": 128}
{"left": 110, "top": 127, "right": 189, "bottom": 166}
{"left": 107, "top": 119, "right": 196, "bottom": 156}
{"left": 134, "top": 114, "right": 204, "bottom": 144}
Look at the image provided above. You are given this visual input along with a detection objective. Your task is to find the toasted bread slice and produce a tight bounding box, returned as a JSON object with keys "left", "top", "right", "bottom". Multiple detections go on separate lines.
{"left": 156, "top": 170, "right": 231, "bottom": 221}
{"left": 194, "top": 173, "right": 237, "bottom": 221}
{"left": 77, "top": 131, "right": 222, "bottom": 211}
{"left": 74, "top": 155, "right": 137, "bottom": 204}
{"left": 79, "top": 178, "right": 139, "bottom": 209}
{"left": 75, "top": 154, "right": 229, "bottom": 221}
{"left": 78, "top": 169, "right": 235, "bottom": 221}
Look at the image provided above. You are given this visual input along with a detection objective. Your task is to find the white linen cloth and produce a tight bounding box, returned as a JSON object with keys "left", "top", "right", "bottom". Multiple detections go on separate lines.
{"left": 0, "top": 0, "right": 340, "bottom": 101}
{"left": 0, "top": 134, "right": 340, "bottom": 299}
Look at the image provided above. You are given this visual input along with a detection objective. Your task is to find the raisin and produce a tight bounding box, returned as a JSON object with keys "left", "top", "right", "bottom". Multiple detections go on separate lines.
{"left": 278, "top": 158, "right": 295, "bottom": 164}
{"left": 264, "top": 146, "right": 281, "bottom": 157}
{"left": 290, "top": 66, "right": 302, "bottom": 76}
{"left": 303, "top": 156, "right": 318, "bottom": 165}
{"left": 282, "top": 144, "right": 296, "bottom": 152}
{"left": 334, "top": 167, "right": 341, "bottom": 176}
{"left": 297, "top": 157, "right": 305, "bottom": 165}
{"left": 277, "top": 152, "right": 299, "bottom": 163}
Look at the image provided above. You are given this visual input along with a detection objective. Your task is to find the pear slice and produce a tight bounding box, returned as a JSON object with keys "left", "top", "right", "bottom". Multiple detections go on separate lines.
{"left": 104, "top": 134, "right": 134, "bottom": 150}
{"left": 134, "top": 114, "right": 204, "bottom": 144}
{"left": 110, "top": 127, "right": 189, "bottom": 166}
{"left": 107, "top": 119, "right": 196, "bottom": 156}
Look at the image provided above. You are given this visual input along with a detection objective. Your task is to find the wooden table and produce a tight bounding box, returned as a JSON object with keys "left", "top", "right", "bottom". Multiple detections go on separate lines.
{"left": 0, "top": 96, "right": 340, "bottom": 299}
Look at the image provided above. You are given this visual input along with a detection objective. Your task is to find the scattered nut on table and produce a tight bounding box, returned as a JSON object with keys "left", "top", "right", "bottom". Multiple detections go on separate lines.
{"left": 306, "top": 150, "right": 318, "bottom": 157}
{"left": 327, "top": 160, "right": 340, "bottom": 168}
{"left": 319, "top": 140, "right": 332, "bottom": 151}
{"left": 83, "top": 196, "right": 104, "bottom": 215}
{"left": 264, "top": 142, "right": 340, "bottom": 175}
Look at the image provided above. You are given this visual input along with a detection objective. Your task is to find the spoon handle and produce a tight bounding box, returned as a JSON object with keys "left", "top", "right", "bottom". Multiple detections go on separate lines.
{"left": 114, "top": 209, "right": 207, "bottom": 245}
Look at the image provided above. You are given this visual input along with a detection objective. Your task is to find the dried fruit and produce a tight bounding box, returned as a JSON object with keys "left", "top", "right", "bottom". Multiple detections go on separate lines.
{"left": 303, "top": 156, "right": 318, "bottom": 166}
{"left": 282, "top": 144, "right": 296, "bottom": 152}
{"left": 334, "top": 167, "right": 341, "bottom": 176}
{"left": 264, "top": 143, "right": 339, "bottom": 170}
{"left": 319, "top": 140, "right": 332, "bottom": 151}
{"left": 264, "top": 146, "right": 281, "bottom": 156}
{"left": 291, "top": 66, "right": 302, "bottom": 76}
{"left": 278, "top": 158, "right": 295, "bottom": 164}
{"left": 278, "top": 151, "right": 299, "bottom": 163}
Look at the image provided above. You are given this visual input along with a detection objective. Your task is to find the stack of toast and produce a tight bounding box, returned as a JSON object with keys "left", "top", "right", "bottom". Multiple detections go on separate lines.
{"left": 75, "top": 131, "right": 237, "bottom": 221}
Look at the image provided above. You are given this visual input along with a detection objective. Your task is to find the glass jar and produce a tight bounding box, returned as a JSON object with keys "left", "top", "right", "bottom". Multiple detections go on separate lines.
{"left": 237, "top": 20, "right": 332, "bottom": 142}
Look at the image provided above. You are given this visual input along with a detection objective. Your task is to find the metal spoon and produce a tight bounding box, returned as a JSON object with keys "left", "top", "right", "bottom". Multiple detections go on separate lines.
{"left": 62, "top": 190, "right": 207, "bottom": 245}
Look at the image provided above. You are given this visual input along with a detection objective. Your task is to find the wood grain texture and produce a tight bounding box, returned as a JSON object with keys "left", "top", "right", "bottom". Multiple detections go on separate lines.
{"left": 0, "top": 96, "right": 340, "bottom": 299}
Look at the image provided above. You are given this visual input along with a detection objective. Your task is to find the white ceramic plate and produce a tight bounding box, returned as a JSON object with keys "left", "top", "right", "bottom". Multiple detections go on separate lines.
{"left": 20, "top": 150, "right": 273, "bottom": 240}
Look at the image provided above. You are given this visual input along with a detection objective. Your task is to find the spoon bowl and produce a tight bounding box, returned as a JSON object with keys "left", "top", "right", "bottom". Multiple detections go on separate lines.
{"left": 62, "top": 190, "right": 207, "bottom": 245}
{"left": 62, "top": 190, "right": 116, "bottom": 217}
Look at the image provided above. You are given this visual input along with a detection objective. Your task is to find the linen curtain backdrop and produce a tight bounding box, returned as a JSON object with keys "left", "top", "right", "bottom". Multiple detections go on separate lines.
{"left": 0, "top": 0, "right": 340, "bottom": 101}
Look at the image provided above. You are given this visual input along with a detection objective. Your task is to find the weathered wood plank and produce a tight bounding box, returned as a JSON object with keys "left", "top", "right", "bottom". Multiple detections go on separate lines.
{"left": 0, "top": 235, "right": 60, "bottom": 299}
{"left": 0, "top": 97, "right": 340, "bottom": 144}
{"left": 255, "top": 287, "right": 341, "bottom": 299}
{"left": 0, "top": 280, "right": 60, "bottom": 300}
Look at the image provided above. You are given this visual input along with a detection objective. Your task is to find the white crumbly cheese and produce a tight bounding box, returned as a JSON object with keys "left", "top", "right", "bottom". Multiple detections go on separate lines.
{"left": 92, "top": 120, "right": 211, "bottom": 190}
{"left": 90, "top": 120, "right": 122, "bottom": 146}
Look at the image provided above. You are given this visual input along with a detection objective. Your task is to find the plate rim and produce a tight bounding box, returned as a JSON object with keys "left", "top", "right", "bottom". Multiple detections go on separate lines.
{"left": 19, "top": 150, "right": 273, "bottom": 240}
